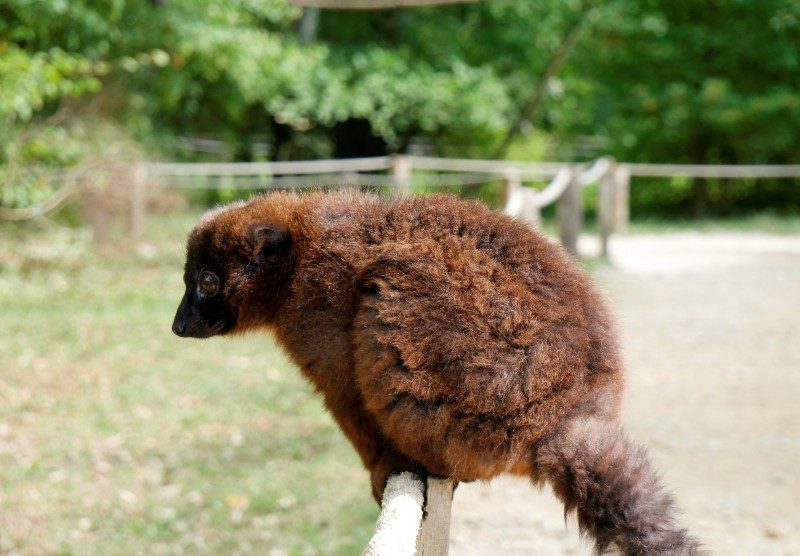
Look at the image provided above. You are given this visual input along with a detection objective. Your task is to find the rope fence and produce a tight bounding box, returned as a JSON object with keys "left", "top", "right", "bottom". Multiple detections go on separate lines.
{"left": 3, "top": 155, "right": 799, "bottom": 258}
{"left": 144, "top": 171, "right": 502, "bottom": 190}
{"left": 133, "top": 155, "right": 800, "bottom": 256}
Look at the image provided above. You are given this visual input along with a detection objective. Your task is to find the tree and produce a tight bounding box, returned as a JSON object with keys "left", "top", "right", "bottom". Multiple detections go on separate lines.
{"left": 551, "top": 0, "right": 800, "bottom": 214}
{"left": 2, "top": 0, "right": 799, "bottom": 215}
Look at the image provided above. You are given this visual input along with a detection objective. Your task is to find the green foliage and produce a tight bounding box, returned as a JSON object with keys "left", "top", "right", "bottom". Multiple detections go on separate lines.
{"left": 535, "top": 0, "right": 800, "bottom": 215}
{"left": 561, "top": 0, "right": 800, "bottom": 165}
{"left": 120, "top": 0, "right": 517, "bottom": 154}
{"left": 0, "top": 118, "right": 141, "bottom": 209}
{"left": 2, "top": 0, "right": 800, "bottom": 215}
{"left": 0, "top": 125, "right": 81, "bottom": 208}
{"left": 0, "top": 44, "right": 103, "bottom": 123}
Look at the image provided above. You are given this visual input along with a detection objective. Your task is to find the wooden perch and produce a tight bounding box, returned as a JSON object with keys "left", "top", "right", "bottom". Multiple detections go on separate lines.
{"left": 364, "top": 473, "right": 454, "bottom": 556}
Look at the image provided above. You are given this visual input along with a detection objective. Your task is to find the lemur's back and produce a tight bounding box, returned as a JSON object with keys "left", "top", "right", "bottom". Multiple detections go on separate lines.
{"left": 312, "top": 193, "right": 625, "bottom": 480}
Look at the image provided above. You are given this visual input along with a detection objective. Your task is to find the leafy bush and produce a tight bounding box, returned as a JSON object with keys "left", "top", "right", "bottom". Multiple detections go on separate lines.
{"left": 2, "top": 0, "right": 800, "bottom": 216}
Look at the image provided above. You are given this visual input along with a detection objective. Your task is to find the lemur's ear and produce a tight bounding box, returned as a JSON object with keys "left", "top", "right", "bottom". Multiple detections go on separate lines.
{"left": 251, "top": 225, "right": 290, "bottom": 262}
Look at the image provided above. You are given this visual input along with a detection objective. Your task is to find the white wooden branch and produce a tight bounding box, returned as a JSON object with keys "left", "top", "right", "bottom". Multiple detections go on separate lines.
{"left": 364, "top": 473, "right": 454, "bottom": 556}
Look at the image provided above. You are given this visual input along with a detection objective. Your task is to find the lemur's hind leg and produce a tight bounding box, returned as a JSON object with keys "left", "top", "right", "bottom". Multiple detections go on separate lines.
{"left": 534, "top": 416, "right": 702, "bottom": 555}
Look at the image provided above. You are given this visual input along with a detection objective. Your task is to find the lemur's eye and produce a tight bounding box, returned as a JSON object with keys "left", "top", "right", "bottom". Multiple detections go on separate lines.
{"left": 198, "top": 271, "right": 220, "bottom": 296}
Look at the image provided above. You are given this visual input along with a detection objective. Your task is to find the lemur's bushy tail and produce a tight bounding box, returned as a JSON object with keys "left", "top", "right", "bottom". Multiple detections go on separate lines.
{"left": 535, "top": 417, "right": 702, "bottom": 555}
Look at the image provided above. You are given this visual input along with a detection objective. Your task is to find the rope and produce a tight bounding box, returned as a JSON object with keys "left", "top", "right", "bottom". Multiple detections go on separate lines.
{"left": 578, "top": 157, "right": 613, "bottom": 187}
{"left": 363, "top": 473, "right": 426, "bottom": 556}
{"left": 0, "top": 182, "right": 81, "bottom": 221}
{"left": 148, "top": 171, "right": 504, "bottom": 190}
{"left": 531, "top": 166, "right": 573, "bottom": 207}
{"left": 0, "top": 164, "right": 105, "bottom": 222}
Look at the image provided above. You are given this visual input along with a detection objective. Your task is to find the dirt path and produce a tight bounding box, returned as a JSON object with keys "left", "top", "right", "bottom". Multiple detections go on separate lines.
{"left": 449, "top": 232, "right": 800, "bottom": 555}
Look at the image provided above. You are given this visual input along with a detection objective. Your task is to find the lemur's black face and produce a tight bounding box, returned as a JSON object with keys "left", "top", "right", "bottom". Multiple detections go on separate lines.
{"left": 172, "top": 230, "right": 239, "bottom": 339}
{"left": 172, "top": 264, "right": 237, "bottom": 338}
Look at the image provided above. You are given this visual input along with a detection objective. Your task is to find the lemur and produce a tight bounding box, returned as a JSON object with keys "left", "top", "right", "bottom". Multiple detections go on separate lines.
{"left": 173, "top": 190, "right": 700, "bottom": 555}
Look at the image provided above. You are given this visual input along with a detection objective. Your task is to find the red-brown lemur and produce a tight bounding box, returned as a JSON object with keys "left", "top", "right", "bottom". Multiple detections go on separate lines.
{"left": 173, "top": 190, "right": 700, "bottom": 555}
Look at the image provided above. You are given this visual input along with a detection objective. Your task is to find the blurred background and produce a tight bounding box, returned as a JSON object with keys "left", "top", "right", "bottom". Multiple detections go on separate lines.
{"left": 1, "top": 1, "right": 799, "bottom": 554}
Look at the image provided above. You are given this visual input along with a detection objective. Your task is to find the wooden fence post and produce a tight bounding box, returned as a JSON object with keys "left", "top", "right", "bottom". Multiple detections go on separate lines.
{"left": 613, "top": 164, "right": 630, "bottom": 233}
{"left": 130, "top": 164, "right": 147, "bottom": 239}
{"left": 82, "top": 186, "right": 110, "bottom": 243}
{"left": 391, "top": 155, "right": 413, "bottom": 196}
{"left": 501, "top": 169, "right": 521, "bottom": 207}
{"left": 416, "top": 478, "right": 454, "bottom": 555}
{"left": 597, "top": 157, "right": 617, "bottom": 258}
{"left": 557, "top": 167, "right": 582, "bottom": 256}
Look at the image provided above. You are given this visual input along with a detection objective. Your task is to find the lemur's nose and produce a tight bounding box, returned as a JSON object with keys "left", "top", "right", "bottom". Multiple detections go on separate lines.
{"left": 172, "top": 318, "right": 186, "bottom": 336}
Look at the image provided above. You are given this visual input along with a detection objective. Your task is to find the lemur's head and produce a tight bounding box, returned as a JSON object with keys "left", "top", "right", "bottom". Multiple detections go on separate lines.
{"left": 172, "top": 195, "right": 296, "bottom": 339}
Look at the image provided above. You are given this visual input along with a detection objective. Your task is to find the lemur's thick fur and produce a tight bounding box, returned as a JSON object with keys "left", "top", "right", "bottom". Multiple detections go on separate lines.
{"left": 174, "top": 190, "right": 700, "bottom": 554}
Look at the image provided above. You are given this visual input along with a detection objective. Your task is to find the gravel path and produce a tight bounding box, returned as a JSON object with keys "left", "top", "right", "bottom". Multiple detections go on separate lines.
{"left": 449, "top": 232, "right": 800, "bottom": 555}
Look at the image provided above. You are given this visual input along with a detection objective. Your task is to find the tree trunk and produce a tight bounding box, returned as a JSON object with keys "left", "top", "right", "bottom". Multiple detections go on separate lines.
{"left": 493, "top": 1, "right": 596, "bottom": 159}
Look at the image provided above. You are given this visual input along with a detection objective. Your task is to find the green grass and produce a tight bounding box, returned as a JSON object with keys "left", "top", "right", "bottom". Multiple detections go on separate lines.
{"left": 0, "top": 213, "right": 378, "bottom": 555}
